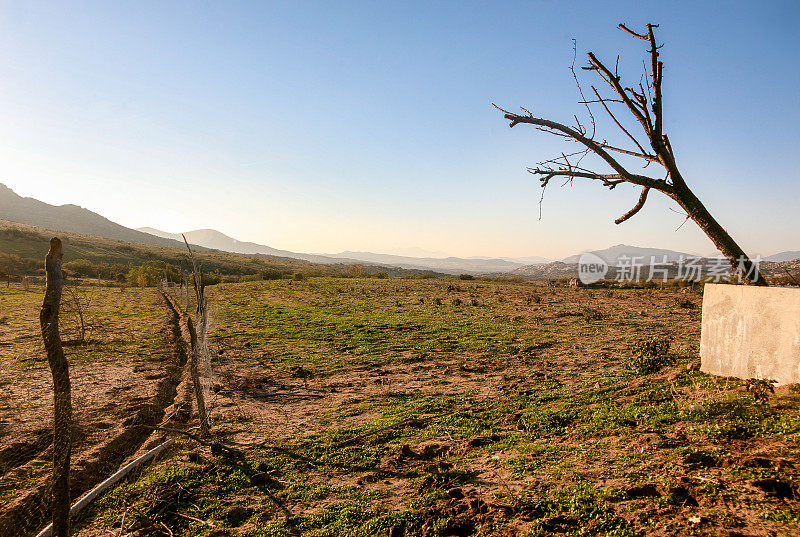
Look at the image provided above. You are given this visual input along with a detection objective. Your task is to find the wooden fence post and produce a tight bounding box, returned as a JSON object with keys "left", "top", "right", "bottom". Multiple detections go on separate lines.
{"left": 181, "top": 235, "right": 210, "bottom": 437}
{"left": 186, "top": 316, "right": 210, "bottom": 437}
{"left": 39, "top": 237, "right": 72, "bottom": 537}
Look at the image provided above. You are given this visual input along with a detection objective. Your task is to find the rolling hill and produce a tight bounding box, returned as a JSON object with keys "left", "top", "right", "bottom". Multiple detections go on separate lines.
{"left": 139, "top": 228, "right": 549, "bottom": 274}
{"left": 765, "top": 251, "right": 800, "bottom": 262}
{"left": 561, "top": 244, "right": 694, "bottom": 264}
{"left": 137, "top": 227, "right": 351, "bottom": 265}
{"left": 0, "top": 183, "right": 196, "bottom": 250}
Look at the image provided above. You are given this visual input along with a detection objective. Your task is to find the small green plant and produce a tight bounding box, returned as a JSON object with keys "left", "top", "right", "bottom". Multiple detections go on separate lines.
{"left": 627, "top": 336, "right": 673, "bottom": 374}
{"left": 581, "top": 306, "right": 604, "bottom": 322}
{"left": 458, "top": 274, "right": 474, "bottom": 280}
{"left": 292, "top": 272, "right": 306, "bottom": 281}
{"left": 675, "top": 297, "right": 696, "bottom": 309}
{"left": 746, "top": 378, "right": 777, "bottom": 403}
{"left": 452, "top": 298, "right": 462, "bottom": 306}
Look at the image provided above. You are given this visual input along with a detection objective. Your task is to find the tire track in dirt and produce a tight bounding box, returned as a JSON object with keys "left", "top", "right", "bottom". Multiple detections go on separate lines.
{"left": 0, "top": 290, "right": 192, "bottom": 537}
{"left": 0, "top": 428, "right": 52, "bottom": 481}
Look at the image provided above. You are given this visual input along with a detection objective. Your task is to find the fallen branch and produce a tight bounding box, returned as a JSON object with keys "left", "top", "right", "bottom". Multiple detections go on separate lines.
{"left": 173, "top": 511, "right": 216, "bottom": 528}
{"left": 142, "top": 425, "right": 243, "bottom": 459}
{"left": 35, "top": 439, "right": 175, "bottom": 537}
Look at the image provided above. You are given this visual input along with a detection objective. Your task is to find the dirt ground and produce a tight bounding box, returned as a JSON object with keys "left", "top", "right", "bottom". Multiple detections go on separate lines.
{"left": 3, "top": 278, "right": 800, "bottom": 536}
{"left": 0, "top": 284, "right": 193, "bottom": 536}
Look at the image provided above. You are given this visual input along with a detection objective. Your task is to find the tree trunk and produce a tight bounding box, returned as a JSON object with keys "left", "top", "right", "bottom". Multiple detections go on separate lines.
{"left": 39, "top": 241, "right": 72, "bottom": 537}
{"left": 672, "top": 185, "right": 767, "bottom": 286}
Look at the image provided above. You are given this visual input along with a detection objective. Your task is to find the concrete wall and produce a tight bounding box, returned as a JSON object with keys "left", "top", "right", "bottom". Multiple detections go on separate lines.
{"left": 700, "top": 283, "right": 800, "bottom": 385}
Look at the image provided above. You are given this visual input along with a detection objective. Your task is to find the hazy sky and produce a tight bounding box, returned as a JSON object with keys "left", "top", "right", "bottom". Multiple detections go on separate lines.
{"left": 1, "top": 1, "right": 798, "bottom": 259}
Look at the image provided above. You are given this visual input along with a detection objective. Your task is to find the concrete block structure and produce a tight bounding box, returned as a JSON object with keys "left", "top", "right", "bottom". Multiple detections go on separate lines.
{"left": 700, "top": 283, "right": 800, "bottom": 385}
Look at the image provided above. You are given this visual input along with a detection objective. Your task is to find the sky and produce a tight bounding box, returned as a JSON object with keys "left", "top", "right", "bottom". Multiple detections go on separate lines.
{"left": 0, "top": 1, "right": 798, "bottom": 260}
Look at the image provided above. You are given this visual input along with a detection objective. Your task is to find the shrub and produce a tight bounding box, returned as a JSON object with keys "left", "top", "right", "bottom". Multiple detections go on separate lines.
{"left": 746, "top": 378, "right": 777, "bottom": 403}
{"left": 126, "top": 261, "right": 183, "bottom": 287}
{"left": 675, "top": 297, "right": 696, "bottom": 309}
{"left": 458, "top": 274, "right": 474, "bottom": 280}
{"left": 292, "top": 272, "right": 306, "bottom": 281}
{"left": 627, "top": 336, "right": 674, "bottom": 374}
{"left": 260, "top": 269, "right": 285, "bottom": 280}
{"left": 581, "top": 306, "right": 604, "bottom": 322}
{"left": 201, "top": 271, "right": 222, "bottom": 286}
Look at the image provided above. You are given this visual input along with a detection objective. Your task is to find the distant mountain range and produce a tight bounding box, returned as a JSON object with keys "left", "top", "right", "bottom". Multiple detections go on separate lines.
{"left": 557, "top": 244, "right": 800, "bottom": 265}
{"left": 136, "top": 227, "right": 352, "bottom": 265}
{"left": 323, "top": 250, "right": 533, "bottom": 274}
{"left": 561, "top": 244, "right": 694, "bottom": 264}
{"left": 764, "top": 251, "right": 800, "bottom": 263}
{"left": 137, "top": 227, "right": 545, "bottom": 274}
{"left": 2, "top": 182, "right": 798, "bottom": 275}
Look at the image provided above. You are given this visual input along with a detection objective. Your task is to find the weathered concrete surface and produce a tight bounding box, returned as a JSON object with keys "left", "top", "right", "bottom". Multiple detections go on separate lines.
{"left": 701, "top": 283, "right": 800, "bottom": 385}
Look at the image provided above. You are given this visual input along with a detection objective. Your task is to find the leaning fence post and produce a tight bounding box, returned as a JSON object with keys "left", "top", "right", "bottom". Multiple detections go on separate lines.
{"left": 186, "top": 315, "right": 210, "bottom": 436}
{"left": 182, "top": 235, "right": 210, "bottom": 437}
{"left": 39, "top": 237, "right": 72, "bottom": 537}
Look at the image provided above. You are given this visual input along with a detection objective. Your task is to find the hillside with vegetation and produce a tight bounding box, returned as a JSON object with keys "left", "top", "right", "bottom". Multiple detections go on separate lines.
{"left": 0, "top": 183, "right": 191, "bottom": 250}
{"left": 0, "top": 220, "right": 435, "bottom": 286}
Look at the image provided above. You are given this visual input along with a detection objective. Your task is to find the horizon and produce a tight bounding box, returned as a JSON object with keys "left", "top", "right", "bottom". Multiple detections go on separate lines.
{"left": 1, "top": 1, "right": 798, "bottom": 259}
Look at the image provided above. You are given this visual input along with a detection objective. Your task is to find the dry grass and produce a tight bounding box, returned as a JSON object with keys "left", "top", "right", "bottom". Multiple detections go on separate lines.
{"left": 3, "top": 278, "right": 800, "bottom": 536}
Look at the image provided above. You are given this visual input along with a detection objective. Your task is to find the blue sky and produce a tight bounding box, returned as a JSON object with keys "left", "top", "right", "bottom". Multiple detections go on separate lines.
{"left": 1, "top": 1, "right": 798, "bottom": 259}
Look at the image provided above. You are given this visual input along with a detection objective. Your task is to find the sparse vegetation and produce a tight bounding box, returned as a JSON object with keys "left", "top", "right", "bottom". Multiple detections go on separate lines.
{"left": 627, "top": 335, "right": 673, "bottom": 374}
{"left": 3, "top": 275, "right": 800, "bottom": 537}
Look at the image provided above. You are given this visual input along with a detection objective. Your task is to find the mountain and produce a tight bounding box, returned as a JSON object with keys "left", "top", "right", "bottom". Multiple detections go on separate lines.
{"left": 513, "top": 244, "right": 698, "bottom": 279}
{"left": 562, "top": 244, "right": 694, "bottom": 264}
{"left": 326, "top": 251, "right": 526, "bottom": 274}
{"left": 765, "top": 251, "right": 800, "bottom": 263}
{"left": 139, "top": 228, "right": 536, "bottom": 275}
{"left": 0, "top": 183, "right": 192, "bottom": 250}
{"left": 140, "top": 227, "right": 291, "bottom": 256}
{"left": 137, "top": 227, "right": 356, "bottom": 265}
{"left": 512, "top": 261, "right": 578, "bottom": 279}
{"left": 469, "top": 255, "right": 551, "bottom": 265}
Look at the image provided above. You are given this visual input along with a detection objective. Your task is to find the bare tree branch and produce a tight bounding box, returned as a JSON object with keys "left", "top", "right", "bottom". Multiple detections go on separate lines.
{"left": 587, "top": 51, "right": 653, "bottom": 135}
{"left": 492, "top": 104, "right": 671, "bottom": 192}
{"left": 618, "top": 23, "right": 649, "bottom": 39}
{"left": 571, "top": 39, "right": 596, "bottom": 139}
{"left": 590, "top": 86, "right": 651, "bottom": 157}
{"left": 615, "top": 186, "right": 650, "bottom": 224}
{"left": 529, "top": 168, "right": 626, "bottom": 189}
{"left": 596, "top": 142, "right": 659, "bottom": 162}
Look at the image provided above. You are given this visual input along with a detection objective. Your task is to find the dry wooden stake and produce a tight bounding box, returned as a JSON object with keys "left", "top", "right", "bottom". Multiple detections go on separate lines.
{"left": 39, "top": 237, "right": 72, "bottom": 537}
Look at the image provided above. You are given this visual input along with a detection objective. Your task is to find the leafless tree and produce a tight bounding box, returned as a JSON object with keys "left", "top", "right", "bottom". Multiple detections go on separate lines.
{"left": 63, "top": 287, "right": 93, "bottom": 345}
{"left": 494, "top": 23, "right": 766, "bottom": 285}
